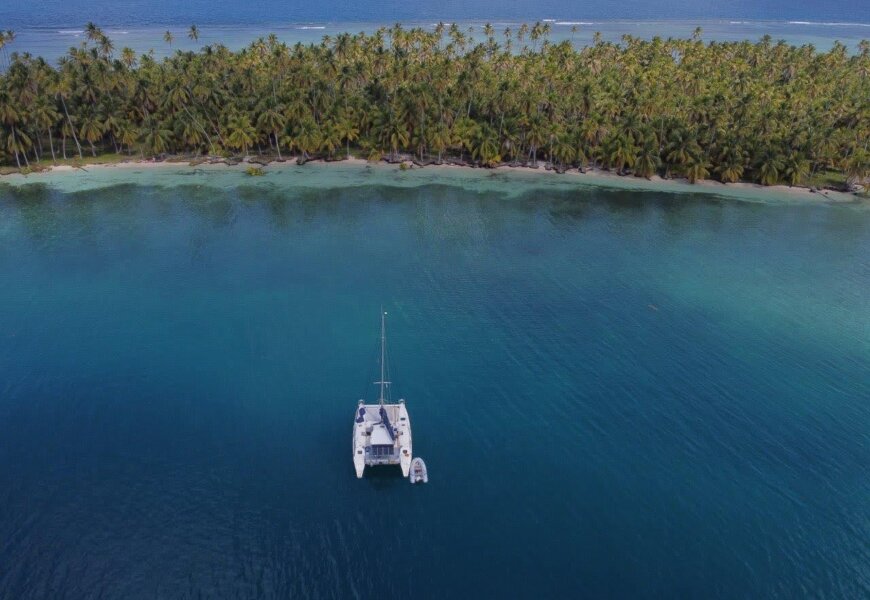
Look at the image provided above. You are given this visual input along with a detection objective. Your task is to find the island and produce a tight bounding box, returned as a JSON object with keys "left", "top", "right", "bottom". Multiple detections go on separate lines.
{"left": 0, "top": 23, "right": 867, "bottom": 195}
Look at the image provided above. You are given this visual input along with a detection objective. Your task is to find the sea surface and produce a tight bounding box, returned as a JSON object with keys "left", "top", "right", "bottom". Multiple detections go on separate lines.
{"left": 0, "top": 164, "right": 869, "bottom": 598}
{"left": 2, "top": 0, "right": 870, "bottom": 63}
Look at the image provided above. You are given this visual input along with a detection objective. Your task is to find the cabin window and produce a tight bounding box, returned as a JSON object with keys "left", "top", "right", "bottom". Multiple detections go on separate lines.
{"left": 371, "top": 445, "right": 394, "bottom": 457}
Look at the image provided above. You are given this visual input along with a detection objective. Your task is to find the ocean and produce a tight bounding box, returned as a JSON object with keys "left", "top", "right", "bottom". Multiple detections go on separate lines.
{"left": 2, "top": 0, "right": 869, "bottom": 27}
{"left": 0, "top": 164, "right": 868, "bottom": 598}
{"left": 2, "top": 0, "right": 869, "bottom": 63}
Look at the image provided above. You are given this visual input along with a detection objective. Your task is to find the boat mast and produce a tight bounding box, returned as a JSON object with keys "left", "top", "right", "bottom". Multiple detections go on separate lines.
{"left": 377, "top": 309, "right": 388, "bottom": 405}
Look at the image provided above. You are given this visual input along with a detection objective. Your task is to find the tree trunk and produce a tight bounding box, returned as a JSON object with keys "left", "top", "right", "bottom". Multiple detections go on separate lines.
{"left": 48, "top": 128, "right": 57, "bottom": 162}
{"left": 62, "top": 134, "right": 68, "bottom": 160}
{"left": 275, "top": 131, "right": 282, "bottom": 159}
{"left": 181, "top": 105, "right": 216, "bottom": 155}
{"left": 11, "top": 127, "right": 27, "bottom": 167}
{"left": 59, "top": 95, "right": 84, "bottom": 159}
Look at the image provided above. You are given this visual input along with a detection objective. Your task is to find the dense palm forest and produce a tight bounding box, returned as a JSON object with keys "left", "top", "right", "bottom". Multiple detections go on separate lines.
{"left": 1, "top": 23, "right": 868, "bottom": 187}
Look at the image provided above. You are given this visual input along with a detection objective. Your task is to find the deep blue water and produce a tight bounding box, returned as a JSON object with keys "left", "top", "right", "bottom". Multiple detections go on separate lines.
{"left": 4, "top": 0, "right": 869, "bottom": 63}
{"left": 0, "top": 168, "right": 869, "bottom": 598}
{"left": 2, "top": 0, "right": 869, "bottom": 28}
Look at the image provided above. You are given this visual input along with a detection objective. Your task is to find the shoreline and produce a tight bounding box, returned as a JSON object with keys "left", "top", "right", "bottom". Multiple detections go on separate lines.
{"left": 2, "top": 156, "right": 863, "bottom": 204}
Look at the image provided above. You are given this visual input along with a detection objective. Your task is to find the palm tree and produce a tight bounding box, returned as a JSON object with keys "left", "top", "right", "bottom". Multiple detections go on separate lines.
{"left": 0, "top": 91, "right": 27, "bottom": 167}
{"left": 634, "top": 138, "right": 661, "bottom": 178}
{"left": 451, "top": 116, "right": 478, "bottom": 162}
{"left": 684, "top": 155, "right": 710, "bottom": 183}
{"left": 294, "top": 118, "right": 321, "bottom": 159}
{"left": 525, "top": 113, "right": 548, "bottom": 166}
{"left": 755, "top": 148, "right": 785, "bottom": 186}
{"left": 116, "top": 120, "right": 139, "bottom": 154}
{"left": 31, "top": 99, "right": 60, "bottom": 162}
{"left": 226, "top": 114, "right": 257, "bottom": 156}
{"left": 603, "top": 132, "right": 637, "bottom": 174}
{"left": 428, "top": 121, "right": 451, "bottom": 163}
{"left": 164, "top": 31, "right": 174, "bottom": 48}
{"left": 0, "top": 31, "right": 8, "bottom": 68}
{"left": 472, "top": 124, "right": 501, "bottom": 166}
{"left": 784, "top": 152, "right": 810, "bottom": 186}
{"left": 256, "top": 105, "right": 287, "bottom": 158}
{"left": 121, "top": 47, "right": 137, "bottom": 68}
{"left": 843, "top": 147, "right": 869, "bottom": 186}
{"left": 85, "top": 23, "right": 102, "bottom": 43}
{"left": 551, "top": 134, "right": 576, "bottom": 170}
{"left": 143, "top": 121, "right": 173, "bottom": 155}
{"left": 319, "top": 120, "right": 342, "bottom": 158}
{"left": 97, "top": 34, "right": 114, "bottom": 58}
{"left": 335, "top": 115, "right": 359, "bottom": 159}
{"left": 373, "top": 108, "right": 410, "bottom": 161}
{"left": 0, "top": 24, "right": 866, "bottom": 190}
{"left": 714, "top": 145, "right": 747, "bottom": 183}
{"left": 79, "top": 113, "right": 105, "bottom": 156}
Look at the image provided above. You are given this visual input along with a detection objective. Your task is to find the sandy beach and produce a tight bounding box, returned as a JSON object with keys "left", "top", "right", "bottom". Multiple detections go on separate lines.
{"left": 6, "top": 155, "right": 861, "bottom": 204}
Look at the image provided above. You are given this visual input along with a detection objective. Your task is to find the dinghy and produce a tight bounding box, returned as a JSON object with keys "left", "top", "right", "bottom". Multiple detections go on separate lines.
{"left": 410, "top": 457, "right": 428, "bottom": 484}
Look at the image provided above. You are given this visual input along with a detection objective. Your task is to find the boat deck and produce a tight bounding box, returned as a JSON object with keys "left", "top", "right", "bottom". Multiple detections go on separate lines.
{"left": 353, "top": 402, "right": 412, "bottom": 477}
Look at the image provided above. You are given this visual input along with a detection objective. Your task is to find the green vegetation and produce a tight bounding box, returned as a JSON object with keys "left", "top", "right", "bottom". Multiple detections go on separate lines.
{"left": 0, "top": 23, "right": 868, "bottom": 188}
{"left": 245, "top": 165, "right": 265, "bottom": 176}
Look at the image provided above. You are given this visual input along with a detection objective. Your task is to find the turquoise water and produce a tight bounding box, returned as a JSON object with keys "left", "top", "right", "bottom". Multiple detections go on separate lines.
{"left": 6, "top": 0, "right": 869, "bottom": 64}
{"left": 8, "top": 19, "right": 870, "bottom": 65}
{"left": 0, "top": 166, "right": 868, "bottom": 598}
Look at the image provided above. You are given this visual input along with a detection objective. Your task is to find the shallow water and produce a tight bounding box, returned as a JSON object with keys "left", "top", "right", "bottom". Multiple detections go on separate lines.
{"left": 0, "top": 168, "right": 868, "bottom": 598}
{"left": 7, "top": 19, "right": 870, "bottom": 65}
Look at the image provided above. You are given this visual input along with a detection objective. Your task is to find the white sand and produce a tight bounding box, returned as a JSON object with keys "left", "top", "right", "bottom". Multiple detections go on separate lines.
{"left": 4, "top": 156, "right": 861, "bottom": 203}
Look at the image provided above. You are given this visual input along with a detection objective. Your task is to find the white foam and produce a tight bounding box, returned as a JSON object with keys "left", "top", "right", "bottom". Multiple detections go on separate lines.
{"left": 542, "top": 19, "right": 556, "bottom": 22}
{"left": 788, "top": 20, "right": 870, "bottom": 27}
{"left": 297, "top": 26, "right": 326, "bottom": 30}
{"left": 555, "top": 21, "right": 594, "bottom": 26}
{"left": 58, "top": 30, "right": 84, "bottom": 34}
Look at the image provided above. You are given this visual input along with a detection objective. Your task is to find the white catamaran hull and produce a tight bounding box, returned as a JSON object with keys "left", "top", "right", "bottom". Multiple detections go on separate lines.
{"left": 353, "top": 401, "right": 412, "bottom": 478}
{"left": 352, "top": 311, "right": 413, "bottom": 479}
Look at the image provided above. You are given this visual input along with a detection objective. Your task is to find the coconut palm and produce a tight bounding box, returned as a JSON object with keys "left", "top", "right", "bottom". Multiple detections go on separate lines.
{"left": 784, "top": 152, "right": 810, "bottom": 186}
{"left": 684, "top": 155, "right": 711, "bottom": 183}
{"left": 256, "top": 104, "right": 287, "bottom": 158}
{"left": 226, "top": 114, "right": 256, "bottom": 156}
{"left": 755, "top": 148, "right": 785, "bottom": 186}
{"left": 634, "top": 137, "right": 661, "bottom": 178}
{"left": 335, "top": 114, "right": 359, "bottom": 159}
{"left": 472, "top": 124, "right": 501, "bottom": 166}
{"left": 0, "top": 22, "right": 866, "bottom": 191}
{"left": 31, "top": 99, "right": 60, "bottom": 161}
{"left": 79, "top": 113, "right": 104, "bottom": 156}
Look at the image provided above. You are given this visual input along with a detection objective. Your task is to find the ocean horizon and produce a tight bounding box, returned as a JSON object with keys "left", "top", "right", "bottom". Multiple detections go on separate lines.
{"left": 6, "top": 0, "right": 869, "bottom": 60}
{"left": 3, "top": 18, "right": 869, "bottom": 65}
{"left": 3, "top": 0, "right": 870, "bottom": 28}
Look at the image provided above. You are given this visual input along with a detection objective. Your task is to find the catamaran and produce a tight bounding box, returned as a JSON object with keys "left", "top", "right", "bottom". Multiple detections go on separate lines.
{"left": 353, "top": 311, "right": 412, "bottom": 478}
